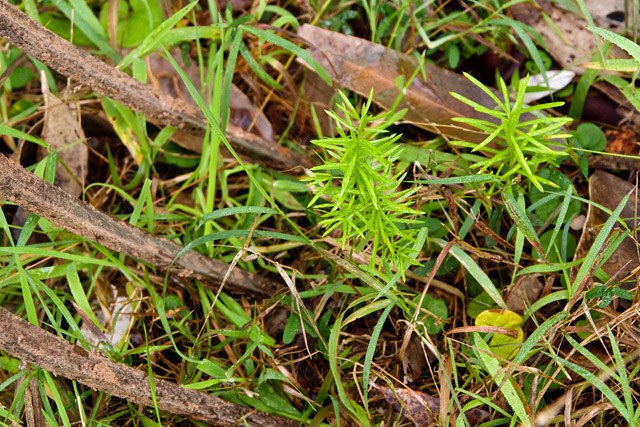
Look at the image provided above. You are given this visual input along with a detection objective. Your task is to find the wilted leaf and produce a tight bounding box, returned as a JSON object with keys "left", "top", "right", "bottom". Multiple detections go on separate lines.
{"left": 383, "top": 386, "right": 438, "bottom": 427}
{"left": 605, "top": 129, "right": 640, "bottom": 155}
{"left": 400, "top": 332, "right": 435, "bottom": 383}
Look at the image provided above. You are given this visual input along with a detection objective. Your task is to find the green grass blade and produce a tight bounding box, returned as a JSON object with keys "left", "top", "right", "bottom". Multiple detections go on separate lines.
{"left": 199, "top": 206, "right": 278, "bottom": 225}
{"left": 240, "top": 25, "right": 331, "bottom": 85}
{"left": 436, "top": 239, "right": 506, "bottom": 308}
{"left": 42, "top": 370, "right": 73, "bottom": 426}
{"left": 473, "top": 333, "right": 531, "bottom": 426}
{"left": 221, "top": 29, "right": 243, "bottom": 129}
{"left": 0, "top": 247, "right": 117, "bottom": 267}
{"left": 513, "top": 311, "right": 567, "bottom": 364}
{"left": 522, "top": 290, "right": 568, "bottom": 321}
{"left": 552, "top": 347, "right": 629, "bottom": 420}
{"left": 588, "top": 25, "right": 640, "bottom": 63}
{"left": 66, "top": 264, "right": 102, "bottom": 328}
{"left": 361, "top": 301, "right": 393, "bottom": 410}
{"left": 570, "top": 191, "right": 631, "bottom": 303}
{"left": 503, "top": 191, "right": 543, "bottom": 256}
{"left": 0, "top": 125, "right": 47, "bottom": 147}
{"left": 239, "top": 42, "right": 283, "bottom": 89}
{"left": 606, "top": 327, "right": 634, "bottom": 415}
{"left": 130, "top": 178, "right": 152, "bottom": 229}
{"left": 414, "top": 175, "right": 500, "bottom": 185}
{"left": 18, "top": 264, "right": 38, "bottom": 326}
{"left": 328, "top": 312, "right": 371, "bottom": 426}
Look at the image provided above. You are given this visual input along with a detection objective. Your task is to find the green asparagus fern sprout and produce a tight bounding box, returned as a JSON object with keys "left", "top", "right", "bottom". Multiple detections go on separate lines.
{"left": 305, "top": 90, "right": 422, "bottom": 275}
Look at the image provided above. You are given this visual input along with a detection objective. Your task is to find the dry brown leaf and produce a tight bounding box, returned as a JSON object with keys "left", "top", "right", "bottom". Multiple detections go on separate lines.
{"left": 400, "top": 332, "right": 435, "bottom": 383}
{"left": 574, "top": 171, "right": 640, "bottom": 285}
{"left": 41, "top": 79, "right": 88, "bottom": 199}
{"left": 505, "top": 274, "right": 545, "bottom": 314}
{"left": 379, "top": 385, "right": 491, "bottom": 426}
{"left": 510, "top": 1, "right": 626, "bottom": 74}
{"left": 300, "top": 71, "right": 335, "bottom": 137}
{"left": 383, "top": 386, "right": 439, "bottom": 427}
{"left": 605, "top": 129, "right": 640, "bottom": 156}
{"left": 297, "top": 24, "right": 520, "bottom": 143}
{"left": 588, "top": 129, "right": 640, "bottom": 169}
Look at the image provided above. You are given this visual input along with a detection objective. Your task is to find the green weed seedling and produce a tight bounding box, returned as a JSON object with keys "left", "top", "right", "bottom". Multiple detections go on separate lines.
{"left": 450, "top": 73, "right": 572, "bottom": 192}
{"left": 304, "top": 90, "right": 422, "bottom": 275}
{"left": 568, "top": 122, "right": 607, "bottom": 178}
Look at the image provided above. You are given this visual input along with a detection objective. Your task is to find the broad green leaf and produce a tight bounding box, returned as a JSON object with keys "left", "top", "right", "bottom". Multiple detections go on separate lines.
{"left": 476, "top": 309, "right": 524, "bottom": 360}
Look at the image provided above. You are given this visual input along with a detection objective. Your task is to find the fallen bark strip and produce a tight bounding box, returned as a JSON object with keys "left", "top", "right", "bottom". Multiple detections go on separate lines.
{"left": 0, "top": 0, "right": 310, "bottom": 171}
{"left": 0, "top": 306, "right": 297, "bottom": 426}
{"left": 0, "top": 154, "right": 280, "bottom": 296}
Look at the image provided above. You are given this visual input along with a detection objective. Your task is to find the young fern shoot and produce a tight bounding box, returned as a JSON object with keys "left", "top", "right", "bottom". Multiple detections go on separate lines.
{"left": 305, "top": 90, "right": 422, "bottom": 275}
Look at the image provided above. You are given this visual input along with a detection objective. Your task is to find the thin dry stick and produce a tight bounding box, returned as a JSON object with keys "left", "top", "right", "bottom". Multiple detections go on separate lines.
{"left": 0, "top": 154, "right": 280, "bottom": 296}
{"left": 0, "top": 0, "right": 311, "bottom": 170}
{"left": 0, "top": 307, "right": 296, "bottom": 426}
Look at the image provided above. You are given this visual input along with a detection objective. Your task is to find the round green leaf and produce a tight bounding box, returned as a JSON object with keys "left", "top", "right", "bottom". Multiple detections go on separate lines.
{"left": 476, "top": 309, "right": 524, "bottom": 360}
{"left": 574, "top": 122, "right": 606, "bottom": 152}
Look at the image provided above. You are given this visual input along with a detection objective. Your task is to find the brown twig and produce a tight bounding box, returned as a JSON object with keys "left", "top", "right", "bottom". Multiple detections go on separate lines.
{"left": 0, "top": 0, "right": 311, "bottom": 171}
{"left": 0, "top": 154, "right": 281, "bottom": 296}
{"left": 0, "top": 307, "right": 297, "bottom": 426}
